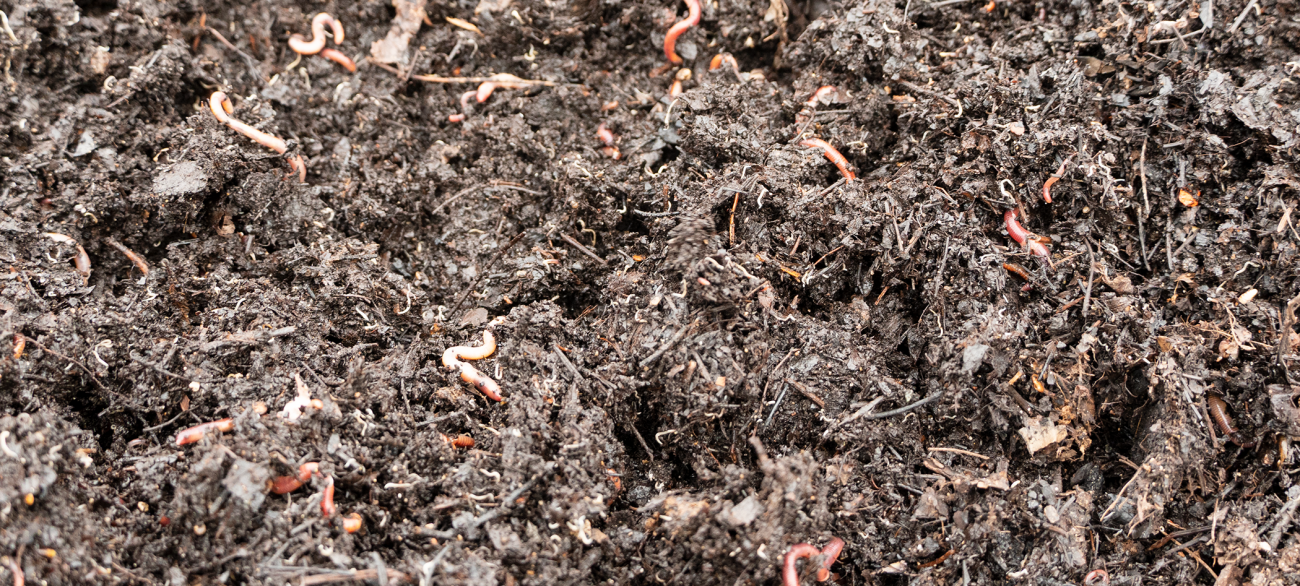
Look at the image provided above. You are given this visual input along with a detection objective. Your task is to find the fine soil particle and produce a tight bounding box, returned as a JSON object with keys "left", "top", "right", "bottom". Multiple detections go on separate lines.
{"left": 3, "top": 0, "right": 1300, "bottom": 584}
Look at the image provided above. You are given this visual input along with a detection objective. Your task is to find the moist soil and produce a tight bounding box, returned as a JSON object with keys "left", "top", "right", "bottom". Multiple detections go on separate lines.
{"left": 3, "top": 0, "right": 1300, "bottom": 584}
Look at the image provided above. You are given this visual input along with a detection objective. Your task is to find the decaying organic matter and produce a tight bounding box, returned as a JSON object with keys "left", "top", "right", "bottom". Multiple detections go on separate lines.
{"left": 2, "top": 0, "right": 1300, "bottom": 584}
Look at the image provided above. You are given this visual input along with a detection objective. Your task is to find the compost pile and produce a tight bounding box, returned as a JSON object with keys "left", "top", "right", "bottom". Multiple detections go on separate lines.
{"left": 2, "top": 0, "right": 1300, "bottom": 583}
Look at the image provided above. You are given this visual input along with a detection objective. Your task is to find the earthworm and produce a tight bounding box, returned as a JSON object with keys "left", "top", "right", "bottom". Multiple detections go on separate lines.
{"left": 271, "top": 462, "right": 319, "bottom": 494}
{"left": 447, "top": 113, "right": 466, "bottom": 123}
{"left": 805, "top": 85, "right": 838, "bottom": 106}
{"left": 443, "top": 330, "right": 503, "bottom": 401}
{"left": 174, "top": 418, "right": 234, "bottom": 446}
{"left": 44, "top": 233, "right": 91, "bottom": 279}
{"left": 1004, "top": 209, "right": 1050, "bottom": 258}
{"left": 663, "top": 0, "right": 701, "bottom": 64}
{"left": 106, "top": 237, "right": 149, "bottom": 276}
{"left": 1207, "top": 395, "right": 1246, "bottom": 445}
{"left": 12, "top": 334, "right": 23, "bottom": 360}
{"left": 319, "top": 48, "right": 356, "bottom": 72}
{"left": 5, "top": 556, "right": 21, "bottom": 586}
{"left": 208, "top": 92, "right": 307, "bottom": 182}
{"left": 1084, "top": 568, "right": 1110, "bottom": 586}
{"left": 341, "top": 512, "right": 363, "bottom": 533}
{"left": 597, "top": 122, "right": 616, "bottom": 146}
{"left": 320, "top": 476, "right": 336, "bottom": 517}
{"left": 709, "top": 53, "right": 739, "bottom": 75}
{"left": 782, "top": 538, "right": 844, "bottom": 585}
{"left": 451, "top": 435, "right": 475, "bottom": 448}
{"left": 597, "top": 122, "right": 620, "bottom": 158}
{"left": 1042, "top": 156, "right": 1071, "bottom": 203}
{"left": 799, "top": 138, "right": 855, "bottom": 180}
{"left": 287, "top": 13, "right": 344, "bottom": 55}
{"left": 669, "top": 67, "right": 692, "bottom": 98}
{"left": 1002, "top": 262, "right": 1035, "bottom": 290}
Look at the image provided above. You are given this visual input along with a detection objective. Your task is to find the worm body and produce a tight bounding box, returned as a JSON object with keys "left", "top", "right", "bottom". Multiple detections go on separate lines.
{"left": 320, "top": 476, "right": 336, "bottom": 517}
{"left": 1207, "top": 396, "right": 1246, "bottom": 445}
{"left": 175, "top": 418, "right": 234, "bottom": 446}
{"left": 106, "top": 238, "right": 149, "bottom": 276}
{"left": 663, "top": 0, "right": 702, "bottom": 64}
{"left": 1042, "top": 157, "right": 1071, "bottom": 203}
{"left": 799, "top": 138, "right": 855, "bottom": 181}
{"left": 782, "top": 538, "right": 843, "bottom": 586}
{"left": 271, "top": 462, "right": 319, "bottom": 494}
{"left": 597, "top": 123, "right": 616, "bottom": 146}
{"left": 1004, "top": 209, "right": 1050, "bottom": 258}
{"left": 208, "top": 92, "right": 307, "bottom": 183}
{"left": 709, "top": 53, "right": 739, "bottom": 75}
{"left": 1084, "top": 569, "right": 1110, "bottom": 586}
{"left": 288, "top": 13, "right": 344, "bottom": 55}
{"left": 12, "top": 334, "right": 24, "bottom": 360}
{"left": 806, "top": 85, "right": 838, "bottom": 106}
{"left": 451, "top": 435, "right": 475, "bottom": 448}
{"left": 319, "top": 48, "right": 356, "bottom": 72}
{"left": 341, "top": 512, "right": 363, "bottom": 533}
{"left": 443, "top": 331, "right": 503, "bottom": 401}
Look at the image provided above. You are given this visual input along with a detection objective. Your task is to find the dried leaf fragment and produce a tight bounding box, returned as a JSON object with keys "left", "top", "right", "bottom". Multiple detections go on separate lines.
{"left": 1178, "top": 188, "right": 1199, "bottom": 207}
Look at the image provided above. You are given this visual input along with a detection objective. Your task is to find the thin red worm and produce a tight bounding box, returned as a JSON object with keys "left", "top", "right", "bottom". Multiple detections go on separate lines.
{"left": 443, "top": 331, "right": 503, "bottom": 401}
{"left": 209, "top": 92, "right": 306, "bottom": 182}
{"left": 1004, "top": 209, "right": 1050, "bottom": 257}
{"left": 1084, "top": 569, "right": 1110, "bottom": 586}
{"left": 341, "top": 512, "right": 363, "bottom": 533}
{"left": 319, "top": 48, "right": 356, "bottom": 72}
{"left": 175, "top": 418, "right": 234, "bottom": 446}
{"left": 782, "top": 538, "right": 844, "bottom": 586}
{"left": 5, "top": 557, "right": 21, "bottom": 586}
{"left": 799, "top": 138, "right": 855, "bottom": 180}
{"left": 805, "top": 85, "right": 838, "bottom": 106}
{"left": 271, "top": 462, "right": 319, "bottom": 494}
{"left": 1207, "top": 396, "right": 1247, "bottom": 445}
{"left": 288, "top": 13, "right": 344, "bottom": 55}
{"left": 663, "top": 0, "right": 702, "bottom": 64}
{"left": 106, "top": 238, "right": 148, "bottom": 276}
{"left": 320, "top": 475, "right": 336, "bottom": 517}
{"left": 709, "top": 53, "right": 739, "bottom": 75}
{"left": 1042, "top": 156, "right": 1071, "bottom": 203}
{"left": 597, "top": 123, "right": 621, "bottom": 159}
{"left": 451, "top": 435, "right": 475, "bottom": 448}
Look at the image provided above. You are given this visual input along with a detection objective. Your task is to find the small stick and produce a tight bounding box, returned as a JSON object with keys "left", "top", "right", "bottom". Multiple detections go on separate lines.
{"left": 106, "top": 237, "right": 149, "bottom": 276}
{"left": 1082, "top": 242, "right": 1095, "bottom": 317}
{"left": 448, "top": 231, "right": 527, "bottom": 317}
{"left": 785, "top": 378, "right": 824, "bottom": 408}
{"left": 1228, "top": 0, "right": 1259, "bottom": 33}
{"left": 409, "top": 73, "right": 557, "bottom": 87}
{"left": 559, "top": 232, "right": 607, "bottom": 265}
{"left": 639, "top": 321, "right": 697, "bottom": 369}
{"left": 863, "top": 392, "right": 942, "bottom": 420}
{"left": 729, "top": 191, "right": 740, "bottom": 246}
{"left": 204, "top": 26, "right": 265, "bottom": 82}
{"left": 895, "top": 80, "right": 963, "bottom": 118}
{"left": 1280, "top": 291, "right": 1300, "bottom": 382}
{"left": 927, "top": 446, "right": 989, "bottom": 459}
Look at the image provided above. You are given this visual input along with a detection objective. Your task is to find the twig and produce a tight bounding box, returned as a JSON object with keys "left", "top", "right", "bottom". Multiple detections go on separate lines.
{"left": 1083, "top": 241, "right": 1096, "bottom": 317}
{"left": 927, "top": 447, "right": 989, "bottom": 460}
{"left": 764, "top": 383, "right": 789, "bottom": 427}
{"left": 410, "top": 74, "right": 558, "bottom": 86}
{"left": 204, "top": 26, "right": 265, "bottom": 82}
{"left": 785, "top": 378, "right": 824, "bottom": 408}
{"left": 298, "top": 568, "right": 410, "bottom": 585}
{"left": 1228, "top": 0, "right": 1259, "bottom": 33}
{"left": 553, "top": 345, "right": 584, "bottom": 381}
{"left": 429, "top": 185, "right": 482, "bottom": 216}
{"left": 863, "top": 392, "right": 943, "bottom": 420}
{"left": 559, "top": 232, "right": 607, "bottom": 265}
{"left": 627, "top": 422, "right": 654, "bottom": 461}
{"left": 639, "top": 320, "right": 697, "bottom": 368}
{"left": 448, "top": 232, "right": 527, "bottom": 318}
{"left": 895, "top": 80, "right": 963, "bottom": 118}
{"left": 630, "top": 209, "right": 679, "bottom": 218}
{"left": 823, "top": 397, "right": 886, "bottom": 437}
{"left": 1280, "top": 291, "right": 1300, "bottom": 383}
{"left": 926, "top": 0, "right": 977, "bottom": 8}
{"left": 1267, "top": 493, "right": 1300, "bottom": 549}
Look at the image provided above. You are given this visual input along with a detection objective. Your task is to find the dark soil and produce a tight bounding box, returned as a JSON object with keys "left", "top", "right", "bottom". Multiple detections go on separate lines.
{"left": 3, "top": 0, "right": 1300, "bottom": 583}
